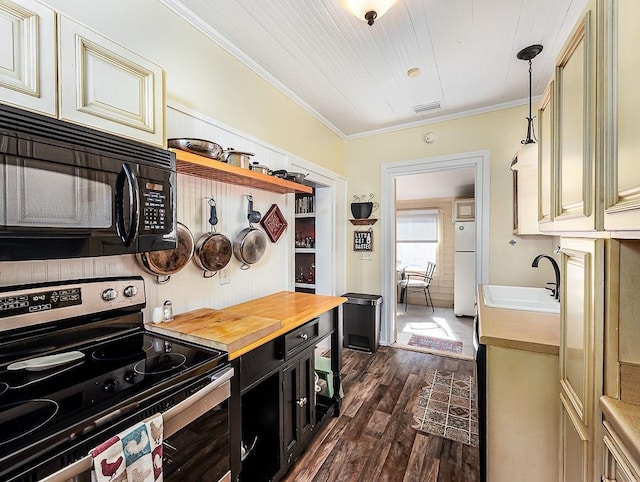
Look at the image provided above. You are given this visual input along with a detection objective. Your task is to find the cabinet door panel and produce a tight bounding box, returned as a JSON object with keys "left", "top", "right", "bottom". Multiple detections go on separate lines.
{"left": 554, "top": 6, "right": 598, "bottom": 231}
{"left": 603, "top": 0, "right": 640, "bottom": 230}
{"left": 559, "top": 237, "right": 604, "bottom": 482}
{"left": 57, "top": 15, "right": 164, "bottom": 146}
{"left": 561, "top": 248, "right": 589, "bottom": 422}
{"left": 299, "top": 350, "right": 314, "bottom": 440}
{"left": 0, "top": 0, "right": 55, "bottom": 115}
{"left": 560, "top": 395, "right": 590, "bottom": 482}
{"left": 538, "top": 80, "right": 554, "bottom": 228}
{"left": 282, "top": 362, "right": 298, "bottom": 456}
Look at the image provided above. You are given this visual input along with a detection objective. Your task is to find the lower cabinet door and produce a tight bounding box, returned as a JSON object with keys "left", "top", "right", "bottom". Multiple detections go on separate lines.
{"left": 560, "top": 394, "right": 591, "bottom": 482}
{"left": 282, "top": 350, "right": 315, "bottom": 464}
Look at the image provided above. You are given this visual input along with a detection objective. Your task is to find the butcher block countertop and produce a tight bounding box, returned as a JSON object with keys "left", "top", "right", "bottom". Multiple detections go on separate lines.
{"left": 146, "top": 291, "right": 346, "bottom": 360}
{"left": 477, "top": 285, "right": 560, "bottom": 356}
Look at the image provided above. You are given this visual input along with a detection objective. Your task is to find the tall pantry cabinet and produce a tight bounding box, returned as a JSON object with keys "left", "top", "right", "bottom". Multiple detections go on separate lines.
{"left": 533, "top": 1, "right": 640, "bottom": 481}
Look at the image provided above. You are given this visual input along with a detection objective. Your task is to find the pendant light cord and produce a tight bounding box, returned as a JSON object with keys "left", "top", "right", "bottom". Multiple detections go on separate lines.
{"left": 524, "top": 58, "right": 536, "bottom": 144}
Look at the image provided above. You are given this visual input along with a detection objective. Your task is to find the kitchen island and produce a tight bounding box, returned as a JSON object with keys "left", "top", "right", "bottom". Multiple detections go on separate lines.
{"left": 476, "top": 285, "right": 560, "bottom": 482}
{"left": 147, "top": 291, "right": 347, "bottom": 482}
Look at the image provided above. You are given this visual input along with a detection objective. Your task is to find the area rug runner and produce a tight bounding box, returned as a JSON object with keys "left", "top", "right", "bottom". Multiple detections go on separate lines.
{"left": 407, "top": 334, "right": 463, "bottom": 354}
{"left": 412, "top": 369, "right": 478, "bottom": 447}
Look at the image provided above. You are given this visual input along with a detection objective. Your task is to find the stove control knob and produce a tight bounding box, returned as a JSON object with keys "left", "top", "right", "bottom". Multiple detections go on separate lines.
{"left": 124, "top": 372, "right": 136, "bottom": 384}
{"left": 123, "top": 285, "right": 138, "bottom": 298}
{"left": 103, "top": 379, "right": 118, "bottom": 392}
{"left": 101, "top": 288, "right": 117, "bottom": 302}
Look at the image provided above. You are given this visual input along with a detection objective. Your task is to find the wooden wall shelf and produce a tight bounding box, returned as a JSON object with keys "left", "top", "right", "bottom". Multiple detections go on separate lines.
{"left": 172, "top": 149, "right": 313, "bottom": 194}
{"left": 349, "top": 218, "right": 377, "bottom": 225}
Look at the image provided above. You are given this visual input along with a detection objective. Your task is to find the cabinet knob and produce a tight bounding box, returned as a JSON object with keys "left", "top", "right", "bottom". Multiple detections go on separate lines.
{"left": 298, "top": 333, "right": 308, "bottom": 340}
{"left": 296, "top": 397, "right": 308, "bottom": 407}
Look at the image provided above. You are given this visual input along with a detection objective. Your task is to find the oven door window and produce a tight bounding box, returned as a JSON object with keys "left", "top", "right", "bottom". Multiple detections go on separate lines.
{"left": 164, "top": 399, "right": 230, "bottom": 480}
{"left": 1, "top": 158, "right": 112, "bottom": 229}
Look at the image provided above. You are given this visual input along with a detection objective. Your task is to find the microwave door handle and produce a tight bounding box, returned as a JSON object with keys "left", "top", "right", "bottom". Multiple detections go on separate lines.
{"left": 115, "top": 163, "right": 140, "bottom": 247}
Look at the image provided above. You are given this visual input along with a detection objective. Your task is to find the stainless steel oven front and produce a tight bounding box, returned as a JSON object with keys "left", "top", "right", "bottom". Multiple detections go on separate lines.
{"left": 41, "top": 365, "right": 233, "bottom": 482}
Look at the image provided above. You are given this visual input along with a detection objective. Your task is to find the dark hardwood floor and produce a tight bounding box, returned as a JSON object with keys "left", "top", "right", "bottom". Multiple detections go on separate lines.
{"left": 282, "top": 346, "right": 479, "bottom": 482}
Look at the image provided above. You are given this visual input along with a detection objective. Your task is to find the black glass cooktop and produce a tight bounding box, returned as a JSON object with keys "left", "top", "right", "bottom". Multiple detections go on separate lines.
{"left": 0, "top": 277, "right": 229, "bottom": 480}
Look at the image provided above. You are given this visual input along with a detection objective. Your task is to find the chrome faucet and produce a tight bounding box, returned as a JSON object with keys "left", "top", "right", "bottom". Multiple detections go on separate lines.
{"left": 531, "top": 254, "right": 560, "bottom": 300}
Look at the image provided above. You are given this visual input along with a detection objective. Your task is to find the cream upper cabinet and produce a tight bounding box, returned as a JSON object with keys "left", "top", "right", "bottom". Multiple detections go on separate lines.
{"left": 602, "top": 0, "right": 640, "bottom": 232}
{"left": 57, "top": 15, "right": 164, "bottom": 146}
{"left": 553, "top": 1, "right": 600, "bottom": 232}
{"left": 0, "top": 0, "right": 56, "bottom": 116}
{"left": 538, "top": 79, "right": 555, "bottom": 231}
{"left": 559, "top": 237, "right": 605, "bottom": 482}
{"left": 0, "top": 0, "right": 164, "bottom": 146}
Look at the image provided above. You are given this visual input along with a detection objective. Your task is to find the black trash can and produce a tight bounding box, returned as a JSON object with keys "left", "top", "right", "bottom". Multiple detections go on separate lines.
{"left": 342, "top": 293, "right": 383, "bottom": 353}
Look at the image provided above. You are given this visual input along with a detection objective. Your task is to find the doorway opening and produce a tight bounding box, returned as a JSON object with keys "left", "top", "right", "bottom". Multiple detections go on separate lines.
{"left": 394, "top": 168, "right": 476, "bottom": 358}
{"left": 380, "top": 151, "right": 489, "bottom": 352}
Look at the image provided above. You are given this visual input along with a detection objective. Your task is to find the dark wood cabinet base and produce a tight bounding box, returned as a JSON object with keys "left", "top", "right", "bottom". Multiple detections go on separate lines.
{"left": 232, "top": 306, "right": 343, "bottom": 482}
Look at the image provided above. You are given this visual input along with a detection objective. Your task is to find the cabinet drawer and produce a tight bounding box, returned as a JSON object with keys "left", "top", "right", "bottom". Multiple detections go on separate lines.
{"left": 285, "top": 319, "right": 319, "bottom": 359}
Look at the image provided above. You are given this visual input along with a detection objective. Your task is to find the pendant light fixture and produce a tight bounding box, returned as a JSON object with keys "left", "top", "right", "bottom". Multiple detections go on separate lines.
{"left": 512, "top": 44, "right": 543, "bottom": 171}
{"left": 340, "top": 0, "right": 398, "bottom": 26}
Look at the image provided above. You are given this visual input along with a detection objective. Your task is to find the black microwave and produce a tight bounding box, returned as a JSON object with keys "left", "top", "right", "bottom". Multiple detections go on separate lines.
{"left": 0, "top": 103, "right": 176, "bottom": 261}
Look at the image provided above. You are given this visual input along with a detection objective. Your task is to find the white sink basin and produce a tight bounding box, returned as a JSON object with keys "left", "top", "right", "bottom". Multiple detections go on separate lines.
{"left": 483, "top": 285, "right": 560, "bottom": 314}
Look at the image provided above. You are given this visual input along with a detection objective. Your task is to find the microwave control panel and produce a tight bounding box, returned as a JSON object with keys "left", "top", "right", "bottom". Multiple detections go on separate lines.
{"left": 142, "top": 183, "right": 168, "bottom": 232}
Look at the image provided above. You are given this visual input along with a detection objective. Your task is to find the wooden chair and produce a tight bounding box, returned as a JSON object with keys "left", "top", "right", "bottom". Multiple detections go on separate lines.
{"left": 398, "top": 261, "right": 436, "bottom": 312}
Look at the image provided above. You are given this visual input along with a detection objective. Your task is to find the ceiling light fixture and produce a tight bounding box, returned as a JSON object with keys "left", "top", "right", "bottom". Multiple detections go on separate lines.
{"left": 407, "top": 67, "right": 421, "bottom": 78}
{"left": 512, "top": 44, "right": 543, "bottom": 171}
{"left": 340, "top": 0, "right": 398, "bottom": 26}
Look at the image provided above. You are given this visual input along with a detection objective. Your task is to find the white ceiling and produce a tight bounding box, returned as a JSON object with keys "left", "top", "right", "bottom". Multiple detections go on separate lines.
{"left": 164, "top": 0, "right": 588, "bottom": 138}
{"left": 395, "top": 167, "right": 475, "bottom": 201}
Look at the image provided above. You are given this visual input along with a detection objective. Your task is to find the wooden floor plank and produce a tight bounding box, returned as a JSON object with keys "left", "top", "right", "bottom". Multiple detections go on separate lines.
{"left": 281, "top": 346, "right": 480, "bottom": 482}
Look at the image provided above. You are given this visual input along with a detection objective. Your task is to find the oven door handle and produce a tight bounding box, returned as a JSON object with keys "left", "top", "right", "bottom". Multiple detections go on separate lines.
{"left": 39, "top": 366, "right": 234, "bottom": 482}
{"left": 163, "top": 365, "right": 233, "bottom": 425}
{"left": 115, "top": 162, "right": 140, "bottom": 247}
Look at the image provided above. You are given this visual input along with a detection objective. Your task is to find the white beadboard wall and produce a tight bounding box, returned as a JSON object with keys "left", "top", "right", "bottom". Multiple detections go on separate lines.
{"left": 0, "top": 105, "right": 294, "bottom": 322}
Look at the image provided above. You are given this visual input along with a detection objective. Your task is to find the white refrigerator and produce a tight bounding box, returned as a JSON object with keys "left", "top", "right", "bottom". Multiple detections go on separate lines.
{"left": 454, "top": 221, "right": 476, "bottom": 316}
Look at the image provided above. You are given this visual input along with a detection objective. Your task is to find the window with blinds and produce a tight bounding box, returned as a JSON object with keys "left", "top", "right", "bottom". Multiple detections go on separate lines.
{"left": 396, "top": 209, "right": 439, "bottom": 270}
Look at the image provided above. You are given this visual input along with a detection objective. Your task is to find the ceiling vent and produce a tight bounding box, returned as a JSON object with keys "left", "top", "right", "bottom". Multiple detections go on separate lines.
{"left": 412, "top": 102, "right": 441, "bottom": 114}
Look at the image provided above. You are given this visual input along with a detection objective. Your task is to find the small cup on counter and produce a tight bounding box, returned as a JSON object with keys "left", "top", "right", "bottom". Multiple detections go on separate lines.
{"left": 151, "top": 306, "right": 164, "bottom": 323}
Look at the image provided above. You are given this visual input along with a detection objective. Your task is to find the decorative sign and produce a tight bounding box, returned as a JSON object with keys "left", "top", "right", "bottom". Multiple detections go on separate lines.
{"left": 260, "top": 204, "right": 288, "bottom": 242}
{"left": 353, "top": 230, "right": 373, "bottom": 251}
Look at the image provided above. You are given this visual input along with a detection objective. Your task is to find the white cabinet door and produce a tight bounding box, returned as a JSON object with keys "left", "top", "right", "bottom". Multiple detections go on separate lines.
{"left": 553, "top": 1, "right": 600, "bottom": 232}
{"left": 57, "top": 15, "right": 164, "bottom": 146}
{"left": 0, "top": 0, "right": 56, "bottom": 116}
{"left": 560, "top": 393, "right": 591, "bottom": 482}
{"left": 602, "top": 0, "right": 640, "bottom": 232}
{"left": 559, "top": 236, "right": 605, "bottom": 481}
{"left": 538, "top": 79, "right": 555, "bottom": 231}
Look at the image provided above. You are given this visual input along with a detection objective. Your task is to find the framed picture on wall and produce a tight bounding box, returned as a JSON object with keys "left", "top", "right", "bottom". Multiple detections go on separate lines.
{"left": 353, "top": 230, "right": 373, "bottom": 251}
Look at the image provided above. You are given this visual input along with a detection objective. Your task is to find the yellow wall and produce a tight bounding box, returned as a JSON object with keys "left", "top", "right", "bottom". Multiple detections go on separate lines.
{"left": 345, "top": 104, "right": 554, "bottom": 294}
{"left": 30, "top": 0, "right": 554, "bottom": 295}
{"left": 45, "top": 0, "right": 345, "bottom": 174}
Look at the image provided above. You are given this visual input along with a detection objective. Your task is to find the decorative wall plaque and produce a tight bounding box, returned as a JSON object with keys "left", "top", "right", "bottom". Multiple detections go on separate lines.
{"left": 260, "top": 204, "right": 288, "bottom": 242}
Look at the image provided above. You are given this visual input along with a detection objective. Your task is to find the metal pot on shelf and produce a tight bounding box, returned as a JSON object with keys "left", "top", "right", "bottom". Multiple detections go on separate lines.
{"left": 167, "top": 138, "right": 224, "bottom": 160}
{"left": 249, "top": 162, "right": 270, "bottom": 175}
{"left": 220, "top": 148, "right": 255, "bottom": 169}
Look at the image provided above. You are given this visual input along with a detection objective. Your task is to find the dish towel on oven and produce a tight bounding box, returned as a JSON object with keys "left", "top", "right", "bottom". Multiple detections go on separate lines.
{"left": 90, "top": 413, "right": 163, "bottom": 482}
